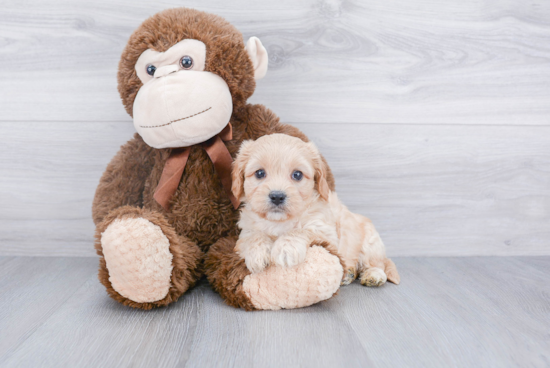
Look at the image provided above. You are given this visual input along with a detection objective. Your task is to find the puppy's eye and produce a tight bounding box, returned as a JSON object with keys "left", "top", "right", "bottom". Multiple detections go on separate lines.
{"left": 291, "top": 170, "right": 303, "bottom": 181}
{"left": 180, "top": 55, "right": 194, "bottom": 69}
{"left": 146, "top": 64, "right": 156, "bottom": 76}
{"left": 255, "top": 169, "right": 266, "bottom": 179}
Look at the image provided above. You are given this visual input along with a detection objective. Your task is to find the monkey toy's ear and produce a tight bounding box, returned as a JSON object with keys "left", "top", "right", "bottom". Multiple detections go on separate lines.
{"left": 245, "top": 37, "right": 268, "bottom": 80}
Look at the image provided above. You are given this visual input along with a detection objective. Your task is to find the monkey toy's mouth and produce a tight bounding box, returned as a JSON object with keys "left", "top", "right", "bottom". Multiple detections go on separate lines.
{"left": 132, "top": 70, "right": 233, "bottom": 149}
{"left": 138, "top": 107, "right": 212, "bottom": 129}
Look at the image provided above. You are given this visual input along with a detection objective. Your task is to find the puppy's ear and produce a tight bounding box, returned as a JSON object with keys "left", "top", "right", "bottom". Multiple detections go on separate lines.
{"left": 232, "top": 140, "right": 254, "bottom": 200}
{"left": 307, "top": 142, "right": 330, "bottom": 201}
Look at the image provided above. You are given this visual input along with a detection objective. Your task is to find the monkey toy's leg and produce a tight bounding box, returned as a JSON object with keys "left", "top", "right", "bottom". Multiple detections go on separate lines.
{"left": 205, "top": 237, "right": 345, "bottom": 310}
{"left": 92, "top": 136, "right": 202, "bottom": 309}
{"left": 94, "top": 206, "right": 202, "bottom": 309}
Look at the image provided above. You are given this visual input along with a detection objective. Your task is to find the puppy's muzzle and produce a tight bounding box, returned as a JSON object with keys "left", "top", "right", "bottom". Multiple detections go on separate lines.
{"left": 269, "top": 191, "right": 286, "bottom": 206}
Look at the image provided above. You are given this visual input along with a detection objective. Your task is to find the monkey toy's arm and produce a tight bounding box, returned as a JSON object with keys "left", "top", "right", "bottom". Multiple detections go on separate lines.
{"left": 92, "top": 134, "right": 156, "bottom": 225}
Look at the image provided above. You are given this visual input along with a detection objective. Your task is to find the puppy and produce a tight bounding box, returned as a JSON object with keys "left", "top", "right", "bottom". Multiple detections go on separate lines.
{"left": 232, "top": 134, "right": 400, "bottom": 287}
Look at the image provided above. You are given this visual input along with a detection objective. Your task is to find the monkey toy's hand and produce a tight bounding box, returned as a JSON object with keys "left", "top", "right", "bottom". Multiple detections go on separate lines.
{"left": 206, "top": 236, "right": 344, "bottom": 311}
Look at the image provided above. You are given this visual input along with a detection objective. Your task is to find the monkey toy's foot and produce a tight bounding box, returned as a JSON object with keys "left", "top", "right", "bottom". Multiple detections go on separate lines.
{"left": 206, "top": 238, "right": 344, "bottom": 311}
{"left": 95, "top": 206, "right": 202, "bottom": 309}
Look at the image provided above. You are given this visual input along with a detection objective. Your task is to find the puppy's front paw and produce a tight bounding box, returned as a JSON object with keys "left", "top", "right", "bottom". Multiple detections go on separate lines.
{"left": 271, "top": 235, "right": 308, "bottom": 268}
{"left": 360, "top": 267, "right": 387, "bottom": 287}
{"left": 236, "top": 237, "right": 272, "bottom": 274}
{"left": 244, "top": 246, "right": 271, "bottom": 274}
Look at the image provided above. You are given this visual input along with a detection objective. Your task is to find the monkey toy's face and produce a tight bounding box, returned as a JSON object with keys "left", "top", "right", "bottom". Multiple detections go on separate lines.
{"left": 133, "top": 39, "right": 232, "bottom": 149}
{"left": 120, "top": 9, "right": 269, "bottom": 150}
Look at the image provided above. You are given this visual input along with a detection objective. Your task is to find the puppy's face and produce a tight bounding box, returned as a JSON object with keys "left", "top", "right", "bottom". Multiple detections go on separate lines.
{"left": 232, "top": 134, "right": 329, "bottom": 222}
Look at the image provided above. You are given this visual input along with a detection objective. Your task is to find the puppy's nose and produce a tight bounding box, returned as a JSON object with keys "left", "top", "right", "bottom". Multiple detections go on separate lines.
{"left": 269, "top": 191, "right": 286, "bottom": 206}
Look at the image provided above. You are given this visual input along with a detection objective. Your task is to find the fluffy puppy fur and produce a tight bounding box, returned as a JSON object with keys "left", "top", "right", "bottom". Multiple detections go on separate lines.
{"left": 232, "top": 134, "right": 400, "bottom": 287}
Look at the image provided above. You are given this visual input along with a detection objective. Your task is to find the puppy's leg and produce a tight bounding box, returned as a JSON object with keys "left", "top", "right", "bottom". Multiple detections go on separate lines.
{"left": 360, "top": 266, "right": 387, "bottom": 287}
{"left": 336, "top": 227, "right": 359, "bottom": 286}
{"left": 271, "top": 230, "right": 310, "bottom": 268}
{"left": 341, "top": 266, "right": 357, "bottom": 286}
{"left": 236, "top": 232, "right": 274, "bottom": 274}
{"left": 360, "top": 261, "right": 400, "bottom": 286}
{"left": 358, "top": 219, "right": 400, "bottom": 286}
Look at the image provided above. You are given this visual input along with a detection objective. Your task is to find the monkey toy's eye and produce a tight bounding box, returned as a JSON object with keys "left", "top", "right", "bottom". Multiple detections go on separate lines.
{"left": 180, "top": 55, "right": 194, "bottom": 69}
{"left": 291, "top": 170, "right": 303, "bottom": 181}
{"left": 255, "top": 169, "right": 266, "bottom": 179}
{"left": 146, "top": 64, "right": 156, "bottom": 76}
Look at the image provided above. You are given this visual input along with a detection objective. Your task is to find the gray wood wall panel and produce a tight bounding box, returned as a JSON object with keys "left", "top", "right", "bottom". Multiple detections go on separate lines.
{"left": 1, "top": 121, "right": 548, "bottom": 256}
{"left": 0, "top": 0, "right": 548, "bottom": 256}
{"left": 0, "top": 0, "right": 549, "bottom": 124}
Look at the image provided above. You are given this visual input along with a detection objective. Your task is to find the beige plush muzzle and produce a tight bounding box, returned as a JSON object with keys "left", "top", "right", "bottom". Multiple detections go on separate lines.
{"left": 133, "top": 69, "right": 233, "bottom": 149}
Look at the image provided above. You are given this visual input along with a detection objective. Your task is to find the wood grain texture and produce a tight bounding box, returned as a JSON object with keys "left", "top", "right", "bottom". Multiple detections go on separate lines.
{"left": 0, "top": 122, "right": 128, "bottom": 256}
{"left": 0, "top": 0, "right": 549, "bottom": 256}
{"left": 1, "top": 122, "right": 549, "bottom": 256}
{"left": 0, "top": 257, "right": 96, "bottom": 361}
{"left": 1, "top": 256, "right": 548, "bottom": 367}
{"left": 0, "top": 0, "right": 549, "bottom": 124}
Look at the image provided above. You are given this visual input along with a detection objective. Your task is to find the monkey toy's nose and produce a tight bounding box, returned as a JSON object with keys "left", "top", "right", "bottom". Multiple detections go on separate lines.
{"left": 269, "top": 191, "right": 287, "bottom": 206}
{"left": 154, "top": 65, "right": 179, "bottom": 78}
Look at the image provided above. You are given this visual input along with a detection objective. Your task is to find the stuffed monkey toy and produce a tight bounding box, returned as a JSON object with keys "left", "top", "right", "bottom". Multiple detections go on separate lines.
{"left": 92, "top": 7, "right": 344, "bottom": 310}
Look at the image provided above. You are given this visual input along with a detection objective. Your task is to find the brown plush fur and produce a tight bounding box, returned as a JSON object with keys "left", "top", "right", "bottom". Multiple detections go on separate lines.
{"left": 203, "top": 236, "right": 257, "bottom": 311}
{"left": 117, "top": 8, "right": 256, "bottom": 117}
{"left": 93, "top": 7, "right": 336, "bottom": 309}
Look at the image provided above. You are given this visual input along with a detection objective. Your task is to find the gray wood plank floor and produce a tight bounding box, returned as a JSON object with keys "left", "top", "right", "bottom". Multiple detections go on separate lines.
{"left": 1, "top": 256, "right": 548, "bottom": 368}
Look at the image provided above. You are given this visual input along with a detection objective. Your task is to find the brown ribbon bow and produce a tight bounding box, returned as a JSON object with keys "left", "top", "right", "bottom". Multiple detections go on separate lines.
{"left": 153, "top": 123, "right": 240, "bottom": 211}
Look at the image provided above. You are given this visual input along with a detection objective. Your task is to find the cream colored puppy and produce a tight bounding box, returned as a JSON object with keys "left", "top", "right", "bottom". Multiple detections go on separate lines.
{"left": 232, "top": 134, "right": 400, "bottom": 287}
